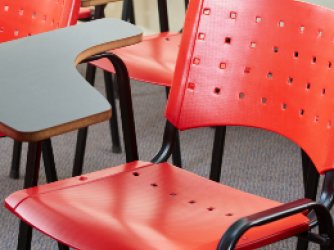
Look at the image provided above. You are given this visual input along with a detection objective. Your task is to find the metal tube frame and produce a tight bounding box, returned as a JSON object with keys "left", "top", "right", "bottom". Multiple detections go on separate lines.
{"left": 81, "top": 53, "right": 139, "bottom": 162}
{"left": 217, "top": 199, "right": 334, "bottom": 250}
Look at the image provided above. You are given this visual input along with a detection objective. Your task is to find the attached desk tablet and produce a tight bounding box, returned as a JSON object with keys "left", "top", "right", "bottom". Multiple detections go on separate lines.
{"left": 0, "top": 18, "right": 141, "bottom": 249}
{"left": 0, "top": 18, "right": 142, "bottom": 187}
{"left": 0, "top": 18, "right": 141, "bottom": 143}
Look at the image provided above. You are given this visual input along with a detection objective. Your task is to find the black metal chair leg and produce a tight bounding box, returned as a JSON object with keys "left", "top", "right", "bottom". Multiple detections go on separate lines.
{"left": 57, "top": 242, "right": 70, "bottom": 250}
{"left": 209, "top": 126, "right": 227, "bottom": 182}
{"left": 42, "top": 139, "right": 58, "bottom": 183}
{"left": 165, "top": 87, "right": 182, "bottom": 167}
{"left": 73, "top": 127, "right": 88, "bottom": 177}
{"left": 122, "top": 0, "right": 136, "bottom": 24}
{"left": 10, "top": 140, "right": 22, "bottom": 179}
{"left": 297, "top": 150, "right": 320, "bottom": 250}
{"left": 72, "top": 64, "right": 96, "bottom": 176}
{"left": 172, "top": 131, "right": 182, "bottom": 167}
{"left": 296, "top": 238, "right": 309, "bottom": 250}
{"left": 17, "top": 142, "right": 42, "bottom": 250}
{"left": 301, "top": 149, "right": 320, "bottom": 199}
{"left": 94, "top": 4, "right": 106, "bottom": 19}
{"left": 104, "top": 71, "right": 122, "bottom": 153}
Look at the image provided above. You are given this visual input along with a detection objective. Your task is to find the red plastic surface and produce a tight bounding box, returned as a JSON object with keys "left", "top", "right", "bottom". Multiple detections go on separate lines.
{"left": 78, "top": 7, "right": 91, "bottom": 20}
{"left": 91, "top": 32, "right": 181, "bottom": 86}
{"left": 5, "top": 161, "right": 309, "bottom": 250}
{"left": 166, "top": 0, "right": 334, "bottom": 174}
{"left": 0, "top": 0, "right": 80, "bottom": 43}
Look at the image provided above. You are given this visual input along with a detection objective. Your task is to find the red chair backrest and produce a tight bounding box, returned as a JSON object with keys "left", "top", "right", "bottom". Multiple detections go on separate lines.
{"left": 0, "top": 0, "right": 80, "bottom": 43}
{"left": 166, "top": 0, "right": 334, "bottom": 174}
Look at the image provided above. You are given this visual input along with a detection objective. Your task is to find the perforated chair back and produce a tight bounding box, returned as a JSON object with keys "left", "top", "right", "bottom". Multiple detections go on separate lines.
{"left": 0, "top": 0, "right": 80, "bottom": 43}
{"left": 166, "top": 0, "right": 334, "bottom": 174}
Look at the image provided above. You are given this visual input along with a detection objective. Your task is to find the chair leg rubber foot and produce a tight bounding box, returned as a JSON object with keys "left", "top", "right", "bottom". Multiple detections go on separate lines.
{"left": 112, "top": 145, "right": 122, "bottom": 154}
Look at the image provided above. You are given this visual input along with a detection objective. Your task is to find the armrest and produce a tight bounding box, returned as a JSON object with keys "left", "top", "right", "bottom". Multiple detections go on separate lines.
{"left": 217, "top": 198, "right": 334, "bottom": 250}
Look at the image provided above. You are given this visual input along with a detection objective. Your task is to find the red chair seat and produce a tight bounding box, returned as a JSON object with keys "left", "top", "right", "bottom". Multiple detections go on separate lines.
{"left": 6, "top": 161, "right": 309, "bottom": 250}
{"left": 78, "top": 7, "right": 92, "bottom": 20}
{"left": 0, "top": 132, "right": 5, "bottom": 137}
{"left": 91, "top": 32, "right": 182, "bottom": 87}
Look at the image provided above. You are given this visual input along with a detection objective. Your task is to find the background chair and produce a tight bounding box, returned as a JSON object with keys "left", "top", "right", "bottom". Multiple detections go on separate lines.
{"left": 0, "top": 0, "right": 81, "bottom": 180}
{"left": 78, "top": 7, "right": 92, "bottom": 21}
{"left": 6, "top": 0, "right": 334, "bottom": 249}
{"left": 72, "top": 0, "right": 187, "bottom": 177}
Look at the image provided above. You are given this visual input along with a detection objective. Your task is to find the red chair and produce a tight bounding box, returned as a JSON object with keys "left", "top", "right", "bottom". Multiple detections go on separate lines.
{"left": 6, "top": 0, "right": 334, "bottom": 249}
{"left": 78, "top": 7, "right": 92, "bottom": 20}
{"left": 72, "top": 0, "right": 186, "bottom": 176}
{"left": 0, "top": 0, "right": 81, "bottom": 179}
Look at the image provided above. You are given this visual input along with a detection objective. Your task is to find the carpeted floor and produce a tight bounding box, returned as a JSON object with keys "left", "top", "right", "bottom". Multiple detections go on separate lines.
{"left": 0, "top": 65, "right": 331, "bottom": 249}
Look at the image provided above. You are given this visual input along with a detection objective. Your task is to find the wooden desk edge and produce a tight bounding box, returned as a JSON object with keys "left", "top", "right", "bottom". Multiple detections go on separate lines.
{"left": 0, "top": 110, "right": 111, "bottom": 142}
{"left": 2, "top": 32, "right": 142, "bottom": 142}
{"left": 75, "top": 33, "right": 142, "bottom": 64}
{"left": 81, "top": 0, "right": 122, "bottom": 7}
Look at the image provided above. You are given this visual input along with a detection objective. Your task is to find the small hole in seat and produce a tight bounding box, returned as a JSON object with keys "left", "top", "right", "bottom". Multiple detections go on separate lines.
{"left": 273, "top": 46, "right": 279, "bottom": 53}
{"left": 288, "top": 77, "right": 293, "bottom": 84}
{"left": 279, "top": 20, "right": 285, "bottom": 27}
{"left": 294, "top": 51, "right": 299, "bottom": 58}
{"left": 250, "top": 42, "right": 256, "bottom": 48}
{"left": 315, "top": 116, "right": 320, "bottom": 123}
{"left": 219, "top": 62, "right": 227, "bottom": 69}
{"left": 282, "top": 103, "right": 287, "bottom": 110}
{"left": 306, "top": 83, "right": 311, "bottom": 90}
{"left": 300, "top": 109, "right": 305, "bottom": 116}
{"left": 151, "top": 183, "right": 158, "bottom": 187}
{"left": 261, "top": 97, "right": 267, "bottom": 104}
{"left": 132, "top": 172, "right": 140, "bottom": 176}
{"left": 322, "top": 88, "right": 326, "bottom": 96}
{"left": 18, "top": 9, "right": 24, "bottom": 16}
{"left": 193, "top": 58, "right": 200, "bottom": 65}
{"left": 244, "top": 67, "right": 251, "bottom": 74}
{"left": 328, "top": 121, "right": 332, "bottom": 129}
{"left": 318, "top": 30, "right": 323, "bottom": 37}
{"left": 312, "top": 56, "right": 317, "bottom": 64}
{"left": 203, "top": 8, "right": 211, "bottom": 15}
{"left": 239, "top": 92, "right": 245, "bottom": 99}
{"left": 207, "top": 207, "right": 215, "bottom": 211}
{"left": 169, "top": 193, "right": 177, "bottom": 196}
{"left": 329, "top": 61, "right": 332, "bottom": 68}
{"left": 0, "top": 27, "right": 4, "bottom": 33}
{"left": 230, "top": 11, "right": 237, "bottom": 19}
{"left": 255, "top": 16, "right": 262, "bottom": 23}
{"left": 300, "top": 26, "right": 305, "bottom": 33}
{"left": 214, "top": 87, "right": 221, "bottom": 94}
{"left": 225, "top": 213, "right": 233, "bottom": 216}
{"left": 32, "top": 11, "right": 37, "bottom": 19}
{"left": 225, "top": 37, "right": 232, "bottom": 44}
{"left": 188, "top": 82, "right": 196, "bottom": 90}
{"left": 198, "top": 33, "right": 205, "bottom": 40}
{"left": 188, "top": 200, "right": 196, "bottom": 204}
{"left": 267, "top": 72, "right": 273, "bottom": 79}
